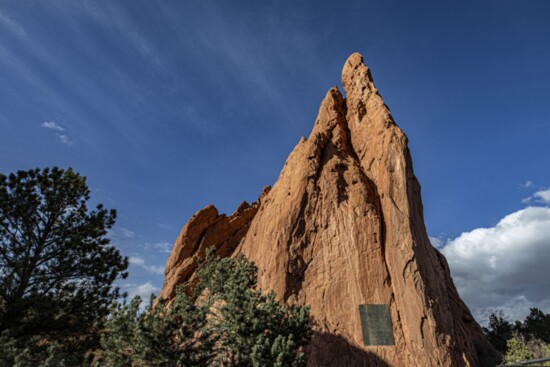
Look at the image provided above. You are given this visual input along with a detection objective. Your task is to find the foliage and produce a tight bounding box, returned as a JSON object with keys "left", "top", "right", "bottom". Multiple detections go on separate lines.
{"left": 482, "top": 310, "right": 513, "bottom": 353}
{"left": 96, "top": 291, "right": 213, "bottom": 367}
{"left": 195, "top": 252, "right": 311, "bottom": 367}
{"left": 484, "top": 309, "right": 550, "bottom": 365}
{"left": 0, "top": 329, "right": 89, "bottom": 366}
{"left": 503, "top": 335, "right": 550, "bottom": 366}
{"left": 505, "top": 336, "right": 534, "bottom": 364}
{"left": 524, "top": 308, "right": 550, "bottom": 343}
{"left": 0, "top": 167, "right": 128, "bottom": 362}
{"left": 524, "top": 338, "right": 550, "bottom": 361}
{"left": 96, "top": 249, "right": 311, "bottom": 367}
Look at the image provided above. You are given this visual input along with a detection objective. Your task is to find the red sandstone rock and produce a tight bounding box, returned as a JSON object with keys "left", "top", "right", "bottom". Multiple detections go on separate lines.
{"left": 158, "top": 54, "right": 499, "bottom": 366}
{"left": 157, "top": 187, "right": 269, "bottom": 302}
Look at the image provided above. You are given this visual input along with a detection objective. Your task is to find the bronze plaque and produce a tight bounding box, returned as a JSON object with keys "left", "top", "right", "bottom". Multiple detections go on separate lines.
{"left": 359, "top": 304, "right": 395, "bottom": 346}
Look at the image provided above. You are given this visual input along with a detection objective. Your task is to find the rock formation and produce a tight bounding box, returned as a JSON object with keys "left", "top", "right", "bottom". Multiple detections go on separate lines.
{"left": 159, "top": 53, "right": 499, "bottom": 366}
{"left": 158, "top": 186, "right": 270, "bottom": 302}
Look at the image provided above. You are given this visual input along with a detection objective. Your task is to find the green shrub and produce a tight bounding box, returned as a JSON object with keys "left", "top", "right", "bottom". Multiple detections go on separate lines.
{"left": 95, "top": 250, "right": 311, "bottom": 367}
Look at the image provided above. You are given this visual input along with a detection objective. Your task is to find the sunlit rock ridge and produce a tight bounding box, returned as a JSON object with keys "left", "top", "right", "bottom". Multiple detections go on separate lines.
{"left": 158, "top": 53, "right": 500, "bottom": 366}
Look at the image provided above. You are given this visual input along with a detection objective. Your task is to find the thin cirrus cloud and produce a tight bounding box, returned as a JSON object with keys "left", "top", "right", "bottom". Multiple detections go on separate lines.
{"left": 139, "top": 241, "right": 173, "bottom": 254}
{"left": 0, "top": 10, "right": 27, "bottom": 39}
{"left": 441, "top": 205, "right": 550, "bottom": 324}
{"left": 41, "top": 121, "right": 74, "bottom": 146}
{"left": 129, "top": 256, "right": 165, "bottom": 276}
{"left": 1, "top": 5, "right": 151, "bottom": 148}
{"left": 41, "top": 121, "right": 65, "bottom": 131}
{"left": 151, "top": 241, "right": 172, "bottom": 254}
{"left": 56, "top": 134, "right": 74, "bottom": 146}
{"left": 3, "top": 0, "right": 319, "bottom": 153}
{"left": 120, "top": 228, "right": 136, "bottom": 239}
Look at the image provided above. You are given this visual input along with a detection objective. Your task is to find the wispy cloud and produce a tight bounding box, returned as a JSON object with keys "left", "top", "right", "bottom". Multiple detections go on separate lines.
{"left": 156, "top": 1, "right": 317, "bottom": 132}
{"left": 41, "top": 121, "right": 65, "bottom": 131}
{"left": 521, "top": 180, "right": 533, "bottom": 188}
{"left": 0, "top": 10, "right": 27, "bottom": 39}
{"left": 129, "top": 256, "right": 165, "bottom": 275}
{"left": 74, "top": 2, "right": 170, "bottom": 76}
{"left": 140, "top": 241, "right": 173, "bottom": 254}
{"left": 124, "top": 281, "right": 159, "bottom": 305}
{"left": 151, "top": 241, "right": 172, "bottom": 254}
{"left": 533, "top": 188, "right": 550, "bottom": 204}
{"left": 0, "top": 5, "right": 154, "bottom": 149}
{"left": 40, "top": 120, "right": 74, "bottom": 145}
{"left": 429, "top": 236, "right": 445, "bottom": 248}
{"left": 120, "top": 228, "right": 136, "bottom": 239}
{"left": 56, "top": 133, "right": 74, "bottom": 146}
{"left": 523, "top": 187, "right": 550, "bottom": 204}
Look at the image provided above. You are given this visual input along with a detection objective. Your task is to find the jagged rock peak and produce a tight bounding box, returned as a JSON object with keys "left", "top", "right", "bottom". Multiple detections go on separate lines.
{"left": 158, "top": 53, "right": 500, "bottom": 366}
{"left": 342, "top": 52, "right": 374, "bottom": 85}
{"left": 157, "top": 187, "right": 269, "bottom": 303}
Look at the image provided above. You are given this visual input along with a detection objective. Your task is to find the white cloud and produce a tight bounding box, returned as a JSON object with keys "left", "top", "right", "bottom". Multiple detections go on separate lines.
{"left": 141, "top": 241, "right": 173, "bottom": 254}
{"left": 523, "top": 188, "right": 550, "bottom": 205}
{"left": 152, "top": 241, "right": 172, "bottom": 253}
{"left": 442, "top": 206, "right": 550, "bottom": 324}
{"left": 522, "top": 180, "right": 533, "bottom": 188}
{"left": 129, "top": 256, "right": 165, "bottom": 275}
{"left": 129, "top": 256, "right": 145, "bottom": 266}
{"left": 41, "top": 121, "right": 74, "bottom": 145}
{"left": 120, "top": 228, "right": 135, "bottom": 238}
{"left": 41, "top": 121, "right": 65, "bottom": 131}
{"left": 429, "top": 236, "right": 445, "bottom": 248}
{"left": 533, "top": 189, "right": 550, "bottom": 204}
{"left": 55, "top": 133, "right": 74, "bottom": 146}
{"left": 127, "top": 281, "right": 159, "bottom": 301}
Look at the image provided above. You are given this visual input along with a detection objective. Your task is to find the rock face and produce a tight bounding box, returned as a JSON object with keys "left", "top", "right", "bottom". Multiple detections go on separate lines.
{"left": 159, "top": 54, "right": 499, "bottom": 366}
{"left": 158, "top": 188, "right": 269, "bottom": 302}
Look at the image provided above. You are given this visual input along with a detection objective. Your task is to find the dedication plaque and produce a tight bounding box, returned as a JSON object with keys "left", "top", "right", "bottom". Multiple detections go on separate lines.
{"left": 359, "top": 304, "right": 395, "bottom": 346}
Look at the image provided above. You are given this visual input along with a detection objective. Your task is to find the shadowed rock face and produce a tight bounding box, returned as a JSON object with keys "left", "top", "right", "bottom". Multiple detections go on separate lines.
{"left": 158, "top": 54, "right": 500, "bottom": 366}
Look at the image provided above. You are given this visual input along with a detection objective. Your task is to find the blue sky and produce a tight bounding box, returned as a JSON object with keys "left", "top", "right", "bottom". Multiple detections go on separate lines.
{"left": 1, "top": 0, "right": 549, "bottom": 323}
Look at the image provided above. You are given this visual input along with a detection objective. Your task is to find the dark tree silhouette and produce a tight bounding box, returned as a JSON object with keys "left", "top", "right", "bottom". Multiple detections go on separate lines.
{"left": 0, "top": 167, "right": 128, "bottom": 362}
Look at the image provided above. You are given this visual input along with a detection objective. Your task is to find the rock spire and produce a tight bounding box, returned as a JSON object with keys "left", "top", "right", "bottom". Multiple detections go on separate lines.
{"left": 159, "top": 53, "right": 499, "bottom": 366}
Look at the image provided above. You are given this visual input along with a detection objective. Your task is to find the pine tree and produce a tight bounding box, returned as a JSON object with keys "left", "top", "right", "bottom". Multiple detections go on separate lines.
{"left": 483, "top": 310, "right": 513, "bottom": 353}
{"left": 524, "top": 308, "right": 550, "bottom": 343}
{"left": 0, "top": 167, "right": 128, "bottom": 364}
{"left": 196, "top": 252, "right": 311, "bottom": 367}
{"left": 96, "top": 249, "right": 311, "bottom": 367}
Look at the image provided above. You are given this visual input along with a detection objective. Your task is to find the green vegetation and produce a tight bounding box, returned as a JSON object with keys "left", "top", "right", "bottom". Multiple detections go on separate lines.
{"left": 505, "top": 337, "right": 534, "bottom": 363}
{"left": 0, "top": 167, "right": 128, "bottom": 365}
{"left": 95, "top": 250, "right": 311, "bottom": 367}
{"left": 0, "top": 167, "right": 311, "bottom": 366}
{"left": 483, "top": 308, "right": 550, "bottom": 365}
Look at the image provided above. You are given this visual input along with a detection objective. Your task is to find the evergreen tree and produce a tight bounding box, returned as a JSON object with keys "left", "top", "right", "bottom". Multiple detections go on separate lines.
{"left": 523, "top": 308, "right": 550, "bottom": 343}
{"left": 196, "top": 252, "right": 311, "bottom": 367}
{"left": 96, "top": 249, "right": 311, "bottom": 367}
{"left": 96, "top": 291, "right": 213, "bottom": 367}
{"left": 0, "top": 167, "right": 128, "bottom": 363}
{"left": 483, "top": 310, "right": 513, "bottom": 353}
